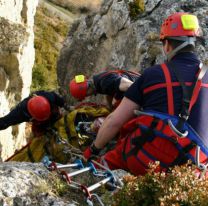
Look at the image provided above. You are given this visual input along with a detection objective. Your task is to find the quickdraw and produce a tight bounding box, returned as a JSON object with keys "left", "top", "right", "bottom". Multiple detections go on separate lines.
{"left": 42, "top": 156, "right": 120, "bottom": 206}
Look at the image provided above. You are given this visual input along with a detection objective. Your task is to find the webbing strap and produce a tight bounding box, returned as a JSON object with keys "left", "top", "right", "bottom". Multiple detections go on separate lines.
{"left": 151, "top": 126, "right": 196, "bottom": 164}
{"left": 139, "top": 124, "right": 197, "bottom": 165}
{"left": 161, "top": 63, "right": 174, "bottom": 115}
{"left": 5, "top": 141, "right": 32, "bottom": 162}
{"left": 122, "top": 116, "right": 197, "bottom": 168}
{"left": 43, "top": 140, "right": 52, "bottom": 158}
{"left": 189, "top": 64, "right": 208, "bottom": 112}
{"left": 99, "top": 70, "right": 140, "bottom": 79}
{"left": 170, "top": 141, "right": 196, "bottom": 166}
{"left": 27, "top": 144, "right": 35, "bottom": 162}
{"left": 64, "top": 114, "right": 71, "bottom": 141}
{"left": 167, "top": 63, "right": 208, "bottom": 132}
{"left": 122, "top": 118, "right": 159, "bottom": 161}
{"left": 143, "top": 82, "right": 208, "bottom": 94}
{"left": 169, "top": 62, "right": 195, "bottom": 118}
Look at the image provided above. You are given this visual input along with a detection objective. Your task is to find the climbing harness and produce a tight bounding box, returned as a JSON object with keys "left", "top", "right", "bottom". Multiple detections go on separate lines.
{"left": 42, "top": 156, "right": 121, "bottom": 206}
{"left": 122, "top": 63, "right": 208, "bottom": 176}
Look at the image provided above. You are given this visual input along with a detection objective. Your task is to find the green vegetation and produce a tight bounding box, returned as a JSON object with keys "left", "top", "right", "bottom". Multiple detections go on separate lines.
{"left": 129, "top": 0, "right": 145, "bottom": 20}
{"left": 47, "top": 173, "right": 70, "bottom": 196}
{"left": 31, "top": 6, "right": 68, "bottom": 92}
{"left": 113, "top": 162, "right": 208, "bottom": 206}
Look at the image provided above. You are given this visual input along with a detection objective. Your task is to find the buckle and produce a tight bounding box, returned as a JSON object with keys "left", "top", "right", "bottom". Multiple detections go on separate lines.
{"left": 179, "top": 113, "right": 189, "bottom": 121}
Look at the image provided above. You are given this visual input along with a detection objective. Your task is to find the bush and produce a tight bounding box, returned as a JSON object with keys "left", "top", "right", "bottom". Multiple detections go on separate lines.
{"left": 113, "top": 162, "right": 208, "bottom": 206}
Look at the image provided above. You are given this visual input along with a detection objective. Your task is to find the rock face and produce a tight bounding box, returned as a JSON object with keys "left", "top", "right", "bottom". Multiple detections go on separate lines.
{"left": 0, "top": 161, "right": 127, "bottom": 206}
{"left": 0, "top": 162, "right": 77, "bottom": 206}
{"left": 57, "top": 0, "right": 208, "bottom": 104}
{"left": 48, "top": 0, "right": 102, "bottom": 13}
{"left": 0, "top": 0, "right": 38, "bottom": 160}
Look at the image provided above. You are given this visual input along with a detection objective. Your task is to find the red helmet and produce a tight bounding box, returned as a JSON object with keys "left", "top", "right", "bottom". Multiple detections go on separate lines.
{"left": 69, "top": 75, "right": 88, "bottom": 101}
{"left": 160, "top": 12, "right": 200, "bottom": 40}
{"left": 27, "top": 96, "right": 51, "bottom": 121}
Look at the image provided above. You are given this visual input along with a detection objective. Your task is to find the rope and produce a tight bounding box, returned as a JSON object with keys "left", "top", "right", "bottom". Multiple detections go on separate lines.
{"left": 91, "top": 193, "right": 105, "bottom": 206}
{"left": 44, "top": 127, "right": 124, "bottom": 206}
{"left": 91, "top": 160, "right": 124, "bottom": 187}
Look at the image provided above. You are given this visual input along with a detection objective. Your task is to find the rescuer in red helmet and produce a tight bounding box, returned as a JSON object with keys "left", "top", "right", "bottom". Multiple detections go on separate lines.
{"left": 69, "top": 68, "right": 140, "bottom": 109}
{"left": 83, "top": 13, "right": 208, "bottom": 176}
{"left": 0, "top": 91, "right": 65, "bottom": 135}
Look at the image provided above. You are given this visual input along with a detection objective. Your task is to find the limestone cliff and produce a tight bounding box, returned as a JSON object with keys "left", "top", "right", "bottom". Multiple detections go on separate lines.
{"left": 57, "top": 0, "right": 208, "bottom": 104}
{"left": 0, "top": 0, "right": 38, "bottom": 160}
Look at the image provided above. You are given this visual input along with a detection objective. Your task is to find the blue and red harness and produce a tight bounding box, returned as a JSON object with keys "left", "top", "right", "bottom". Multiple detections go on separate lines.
{"left": 122, "top": 63, "right": 208, "bottom": 172}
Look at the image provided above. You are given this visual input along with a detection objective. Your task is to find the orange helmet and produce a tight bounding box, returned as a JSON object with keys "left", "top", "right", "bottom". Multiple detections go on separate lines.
{"left": 160, "top": 12, "right": 200, "bottom": 40}
{"left": 27, "top": 96, "right": 51, "bottom": 121}
{"left": 69, "top": 75, "right": 88, "bottom": 101}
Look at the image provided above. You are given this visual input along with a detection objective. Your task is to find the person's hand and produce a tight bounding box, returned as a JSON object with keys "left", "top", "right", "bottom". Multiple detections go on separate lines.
{"left": 83, "top": 142, "right": 102, "bottom": 161}
{"left": 91, "top": 117, "right": 105, "bottom": 133}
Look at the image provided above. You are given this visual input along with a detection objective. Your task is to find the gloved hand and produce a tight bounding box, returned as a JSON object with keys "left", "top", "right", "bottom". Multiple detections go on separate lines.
{"left": 83, "top": 142, "right": 102, "bottom": 161}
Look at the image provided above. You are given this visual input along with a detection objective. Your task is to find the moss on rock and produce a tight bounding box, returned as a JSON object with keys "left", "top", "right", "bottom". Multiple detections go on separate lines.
{"left": 129, "top": 0, "right": 145, "bottom": 20}
{"left": 31, "top": 6, "right": 68, "bottom": 92}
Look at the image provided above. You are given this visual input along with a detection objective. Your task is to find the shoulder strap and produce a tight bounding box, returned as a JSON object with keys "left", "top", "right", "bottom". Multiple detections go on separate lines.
{"left": 160, "top": 63, "right": 174, "bottom": 115}
{"left": 167, "top": 62, "right": 208, "bottom": 130}
{"left": 168, "top": 62, "right": 195, "bottom": 119}
{"left": 189, "top": 64, "right": 208, "bottom": 112}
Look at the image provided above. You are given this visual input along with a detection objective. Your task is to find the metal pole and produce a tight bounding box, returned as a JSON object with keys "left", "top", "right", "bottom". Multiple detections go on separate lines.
{"left": 68, "top": 167, "right": 91, "bottom": 177}
{"left": 56, "top": 163, "right": 79, "bottom": 169}
{"left": 87, "top": 177, "right": 112, "bottom": 192}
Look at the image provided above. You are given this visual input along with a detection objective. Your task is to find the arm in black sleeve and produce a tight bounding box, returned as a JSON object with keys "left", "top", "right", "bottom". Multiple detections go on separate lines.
{"left": 93, "top": 72, "right": 122, "bottom": 96}
{"left": 52, "top": 92, "right": 65, "bottom": 107}
{"left": 34, "top": 90, "right": 65, "bottom": 107}
{"left": 125, "top": 75, "right": 144, "bottom": 105}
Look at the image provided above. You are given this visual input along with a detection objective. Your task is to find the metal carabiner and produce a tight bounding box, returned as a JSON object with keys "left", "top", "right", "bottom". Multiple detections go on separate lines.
{"left": 195, "top": 146, "right": 208, "bottom": 178}
{"left": 168, "top": 119, "right": 188, "bottom": 138}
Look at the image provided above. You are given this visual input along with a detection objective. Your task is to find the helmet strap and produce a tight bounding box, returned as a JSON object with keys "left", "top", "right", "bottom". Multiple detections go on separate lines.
{"left": 166, "top": 37, "right": 196, "bottom": 61}
{"left": 87, "top": 80, "right": 96, "bottom": 96}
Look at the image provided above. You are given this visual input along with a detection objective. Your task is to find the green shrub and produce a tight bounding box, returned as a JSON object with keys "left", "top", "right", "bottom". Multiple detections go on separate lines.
{"left": 31, "top": 6, "right": 68, "bottom": 92}
{"left": 113, "top": 162, "right": 208, "bottom": 206}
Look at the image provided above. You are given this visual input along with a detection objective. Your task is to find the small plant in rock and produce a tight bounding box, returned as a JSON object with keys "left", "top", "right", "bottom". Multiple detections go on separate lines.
{"left": 47, "top": 173, "right": 70, "bottom": 196}
{"left": 112, "top": 162, "right": 208, "bottom": 206}
{"left": 128, "top": 0, "right": 145, "bottom": 20}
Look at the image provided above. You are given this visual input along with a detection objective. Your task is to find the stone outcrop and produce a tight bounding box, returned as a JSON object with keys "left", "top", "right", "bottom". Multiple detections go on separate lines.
{"left": 57, "top": 0, "right": 208, "bottom": 104}
{"left": 0, "top": 0, "right": 38, "bottom": 160}
{"left": 0, "top": 161, "right": 127, "bottom": 205}
{"left": 0, "top": 162, "right": 77, "bottom": 206}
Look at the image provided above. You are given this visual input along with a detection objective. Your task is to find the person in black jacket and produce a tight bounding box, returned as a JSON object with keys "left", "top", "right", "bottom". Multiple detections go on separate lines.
{"left": 0, "top": 91, "right": 65, "bottom": 135}
{"left": 69, "top": 69, "right": 140, "bottom": 109}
